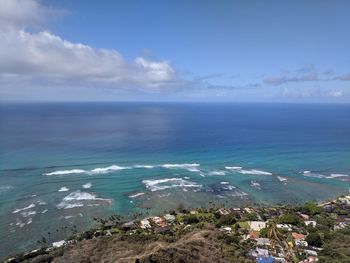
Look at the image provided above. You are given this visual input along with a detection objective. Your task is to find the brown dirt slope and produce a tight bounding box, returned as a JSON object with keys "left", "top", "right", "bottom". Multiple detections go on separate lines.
{"left": 47, "top": 229, "right": 230, "bottom": 263}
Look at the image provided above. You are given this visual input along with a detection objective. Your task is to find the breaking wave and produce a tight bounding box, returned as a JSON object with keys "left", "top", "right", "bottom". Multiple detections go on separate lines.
{"left": 57, "top": 190, "right": 111, "bottom": 209}
{"left": 128, "top": 192, "right": 145, "bottom": 198}
{"left": 13, "top": 204, "right": 36, "bottom": 214}
{"left": 133, "top": 165, "right": 155, "bottom": 169}
{"left": 250, "top": 180, "right": 261, "bottom": 189}
{"left": 326, "top": 173, "right": 349, "bottom": 179}
{"left": 43, "top": 163, "right": 202, "bottom": 176}
{"left": 82, "top": 182, "right": 92, "bottom": 189}
{"left": 225, "top": 166, "right": 272, "bottom": 175}
{"left": 208, "top": 170, "right": 226, "bottom": 176}
{"left": 142, "top": 178, "right": 202, "bottom": 192}
{"left": 90, "top": 165, "right": 130, "bottom": 174}
{"left": 277, "top": 176, "right": 288, "bottom": 182}
{"left": 44, "top": 169, "right": 86, "bottom": 176}
{"left": 303, "top": 171, "right": 349, "bottom": 180}
{"left": 58, "top": 187, "right": 69, "bottom": 192}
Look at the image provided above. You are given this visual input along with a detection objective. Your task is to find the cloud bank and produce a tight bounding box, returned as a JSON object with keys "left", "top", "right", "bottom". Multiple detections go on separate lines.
{"left": 0, "top": 0, "right": 348, "bottom": 102}
{"left": 0, "top": 0, "right": 181, "bottom": 100}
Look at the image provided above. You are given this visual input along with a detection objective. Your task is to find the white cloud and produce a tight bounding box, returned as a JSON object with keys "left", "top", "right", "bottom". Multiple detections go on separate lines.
{"left": 0, "top": 0, "right": 179, "bottom": 100}
{"left": 329, "top": 90, "right": 343, "bottom": 97}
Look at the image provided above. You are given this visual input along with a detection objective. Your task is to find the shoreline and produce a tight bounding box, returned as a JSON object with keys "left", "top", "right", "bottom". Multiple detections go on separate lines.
{"left": 5, "top": 194, "right": 350, "bottom": 263}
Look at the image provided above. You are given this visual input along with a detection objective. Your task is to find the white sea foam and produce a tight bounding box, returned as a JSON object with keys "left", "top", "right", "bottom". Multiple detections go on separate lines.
{"left": 21, "top": 211, "right": 36, "bottom": 217}
{"left": 44, "top": 169, "right": 86, "bottom": 176}
{"left": 128, "top": 192, "right": 145, "bottom": 198}
{"left": 220, "top": 181, "right": 230, "bottom": 185}
{"left": 62, "top": 191, "right": 102, "bottom": 201}
{"left": 15, "top": 220, "right": 25, "bottom": 228}
{"left": 90, "top": 165, "right": 130, "bottom": 174}
{"left": 208, "top": 171, "right": 226, "bottom": 176}
{"left": 142, "top": 178, "right": 202, "bottom": 192}
{"left": 0, "top": 185, "right": 14, "bottom": 193}
{"left": 58, "top": 187, "right": 69, "bottom": 192}
{"left": 302, "top": 171, "right": 326, "bottom": 179}
{"left": 326, "top": 173, "right": 349, "bottom": 179}
{"left": 57, "top": 202, "right": 84, "bottom": 209}
{"left": 225, "top": 166, "right": 272, "bottom": 175}
{"left": 133, "top": 164, "right": 155, "bottom": 169}
{"left": 161, "top": 163, "right": 201, "bottom": 173}
{"left": 302, "top": 171, "right": 349, "bottom": 180}
{"left": 221, "top": 184, "right": 237, "bottom": 191}
{"left": 82, "top": 182, "right": 92, "bottom": 189}
{"left": 225, "top": 166, "right": 242, "bottom": 170}
{"left": 41, "top": 209, "right": 48, "bottom": 214}
{"left": 277, "top": 176, "right": 288, "bottom": 182}
{"left": 250, "top": 181, "right": 261, "bottom": 189}
{"left": 43, "top": 162, "right": 207, "bottom": 177}
{"left": 57, "top": 190, "right": 111, "bottom": 209}
{"left": 13, "top": 204, "right": 36, "bottom": 214}
{"left": 239, "top": 169, "right": 272, "bottom": 175}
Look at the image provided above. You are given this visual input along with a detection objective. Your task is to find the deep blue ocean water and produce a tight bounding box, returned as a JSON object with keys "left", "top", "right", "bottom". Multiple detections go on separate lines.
{"left": 0, "top": 102, "right": 350, "bottom": 258}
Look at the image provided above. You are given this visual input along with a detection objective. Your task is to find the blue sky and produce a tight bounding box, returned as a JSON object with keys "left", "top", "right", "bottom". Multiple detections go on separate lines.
{"left": 0, "top": 0, "right": 349, "bottom": 102}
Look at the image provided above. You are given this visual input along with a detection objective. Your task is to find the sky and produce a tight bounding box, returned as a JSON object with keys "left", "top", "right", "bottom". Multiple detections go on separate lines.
{"left": 0, "top": 0, "right": 349, "bottom": 102}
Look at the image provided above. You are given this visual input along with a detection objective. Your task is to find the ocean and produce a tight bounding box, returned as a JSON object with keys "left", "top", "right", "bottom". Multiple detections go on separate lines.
{"left": 0, "top": 102, "right": 349, "bottom": 258}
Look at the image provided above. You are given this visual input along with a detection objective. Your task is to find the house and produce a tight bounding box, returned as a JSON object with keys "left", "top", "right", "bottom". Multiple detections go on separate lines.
{"left": 334, "top": 221, "right": 350, "bottom": 230}
{"left": 249, "top": 230, "right": 260, "bottom": 240}
{"left": 152, "top": 216, "right": 168, "bottom": 227}
{"left": 292, "top": 232, "right": 306, "bottom": 240}
{"left": 249, "top": 221, "right": 266, "bottom": 231}
{"left": 322, "top": 204, "right": 334, "bottom": 213}
{"left": 218, "top": 208, "right": 230, "bottom": 215}
{"left": 304, "top": 221, "right": 317, "bottom": 227}
{"left": 52, "top": 240, "right": 66, "bottom": 248}
{"left": 190, "top": 210, "right": 198, "bottom": 215}
{"left": 220, "top": 226, "right": 232, "bottom": 234}
{"left": 299, "top": 213, "right": 310, "bottom": 220}
{"left": 257, "top": 256, "right": 275, "bottom": 263}
{"left": 338, "top": 195, "right": 350, "bottom": 205}
{"left": 276, "top": 224, "right": 292, "bottom": 231}
{"left": 295, "top": 239, "right": 308, "bottom": 247}
{"left": 299, "top": 256, "right": 318, "bottom": 263}
{"left": 163, "top": 214, "right": 176, "bottom": 223}
{"left": 251, "top": 248, "right": 269, "bottom": 258}
{"left": 244, "top": 207, "right": 253, "bottom": 213}
{"left": 140, "top": 219, "right": 151, "bottom": 229}
{"left": 304, "top": 249, "right": 318, "bottom": 257}
{"left": 257, "top": 238, "right": 271, "bottom": 246}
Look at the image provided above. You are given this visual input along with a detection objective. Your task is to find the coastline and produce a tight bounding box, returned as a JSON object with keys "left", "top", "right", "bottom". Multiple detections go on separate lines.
{"left": 5, "top": 194, "right": 350, "bottom": 263}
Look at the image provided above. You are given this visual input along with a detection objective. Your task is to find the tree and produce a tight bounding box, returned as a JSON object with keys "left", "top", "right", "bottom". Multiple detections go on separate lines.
{"left": 216, "top": 214, "right": 236, "bottom": 227}
{"left": 306, "top": 232, "right": 322, "bottom": 247}
{"left": 301, "top": 202, "right": 322, "bottom": 215}
{"left": 278, "top": 214, "right": 303, "bottom": 226}
{"left": 267, "top": 222, "right": 294, "bottom": 261}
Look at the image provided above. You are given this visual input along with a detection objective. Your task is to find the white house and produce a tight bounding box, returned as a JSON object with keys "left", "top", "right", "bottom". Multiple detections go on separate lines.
{"left": 305, "top": 221, "right": 317, "bottom": 227}
{"left": 249, "top": 221, "right": 266, "bottom": 231}
{"left": 140, "top": 219, "right": 151, "bottom": 229}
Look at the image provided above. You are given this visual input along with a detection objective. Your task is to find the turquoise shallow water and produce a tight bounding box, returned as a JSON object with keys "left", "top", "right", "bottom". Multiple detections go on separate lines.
{"left": 0, "top": 102, "right": 349, "bottom": 258}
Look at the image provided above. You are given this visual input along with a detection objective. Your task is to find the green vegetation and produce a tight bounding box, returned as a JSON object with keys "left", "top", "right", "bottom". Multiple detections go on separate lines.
{"left": 5, "top": 196, "right": 350, "bottom": 263}
{"left": 319, "top": 226, "right": 350, "bottom": 263}
{"left": 278, "top": 213, "right": 304, "bottom": 226}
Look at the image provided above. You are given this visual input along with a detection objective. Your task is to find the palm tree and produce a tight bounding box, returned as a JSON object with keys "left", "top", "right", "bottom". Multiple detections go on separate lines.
{"left": 267, "top": 221, "right": 294, "bottom": 262}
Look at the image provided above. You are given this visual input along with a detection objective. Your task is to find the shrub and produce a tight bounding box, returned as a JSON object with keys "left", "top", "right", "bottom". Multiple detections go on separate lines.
{"left": 278, "top": 213, "right": 303, "bottom": 226}
{"left": 306, "top": 232, "right": 323, "bottom": 247}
